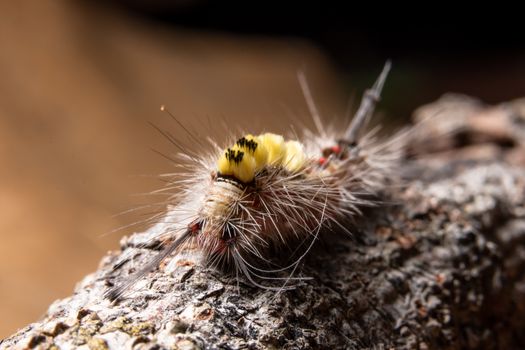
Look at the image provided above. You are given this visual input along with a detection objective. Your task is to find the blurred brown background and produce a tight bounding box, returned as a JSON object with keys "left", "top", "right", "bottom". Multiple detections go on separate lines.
{"left": 0, "top": 1, "right": 523, "bottom": 338}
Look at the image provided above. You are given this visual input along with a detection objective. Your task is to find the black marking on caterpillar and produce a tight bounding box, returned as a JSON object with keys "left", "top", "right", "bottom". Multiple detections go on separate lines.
{"left": 236, "top": 137, "right": 258, "bottom": 153}
{"left": 225, "top": 148, "right": 244, "bottom": 164}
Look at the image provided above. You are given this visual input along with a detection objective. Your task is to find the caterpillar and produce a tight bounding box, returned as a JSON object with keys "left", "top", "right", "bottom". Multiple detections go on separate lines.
{"left": 106, "top": 61, "right": 406, "bottom": 301}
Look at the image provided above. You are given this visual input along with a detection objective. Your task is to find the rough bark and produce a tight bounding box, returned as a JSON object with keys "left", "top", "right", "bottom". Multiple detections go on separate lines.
{"left": 2, "top": 94, "right": 525, "bottom": 350}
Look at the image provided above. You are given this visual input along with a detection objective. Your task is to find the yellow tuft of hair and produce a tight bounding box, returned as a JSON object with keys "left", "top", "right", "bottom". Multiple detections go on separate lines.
{"left": 217, "top": 146, "right": 256, "bottom": 183}
{"left": 217, "top": 153, "right": 234, "bottom": 177}
{"left": 236, "top": 156, "right": 256, "bottom": 183}
{"left": 258, "top": 133, "right": 286, "bottom": 165}
{"left": 217, "top": 133, "right": 307, "bottom": 183}
{"left": 243, "top": 134, "right": 268, "bottom": 171}
{"left": 284, "top": 140, "right": 306, "bottom": 172}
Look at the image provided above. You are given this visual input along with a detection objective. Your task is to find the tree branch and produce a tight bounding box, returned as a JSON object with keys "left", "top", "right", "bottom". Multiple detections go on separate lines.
{"left": 3, "top": 95, "right": 525, "bottom": 350}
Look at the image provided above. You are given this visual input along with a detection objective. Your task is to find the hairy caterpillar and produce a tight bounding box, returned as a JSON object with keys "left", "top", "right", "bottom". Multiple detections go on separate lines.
{"left": 106, "top": 61, "right": 405, "bottom": 301}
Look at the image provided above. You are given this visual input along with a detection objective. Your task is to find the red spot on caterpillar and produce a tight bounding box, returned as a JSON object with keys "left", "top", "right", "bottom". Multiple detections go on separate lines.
{"left": 318, "top": 157, "right": 327, "bottom": 166}
{"left": 189, "top": 221, "right": 202, "bottom": 235}
{"left": 331, "top": 145, "right": 341, "bottom": 154}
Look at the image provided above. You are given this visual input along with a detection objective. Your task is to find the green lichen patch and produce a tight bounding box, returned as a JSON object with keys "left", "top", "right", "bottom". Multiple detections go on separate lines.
{"left": 100, "top": 317, "right": 154, "bottom": 337}
{"left": 88, "top": 337, "right": 109, "bottom": 350}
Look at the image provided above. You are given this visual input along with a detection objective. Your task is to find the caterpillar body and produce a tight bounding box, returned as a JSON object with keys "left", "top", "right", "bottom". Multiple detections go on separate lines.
{"left": 107, "top": 61, "right": 404, "bottom": 301}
